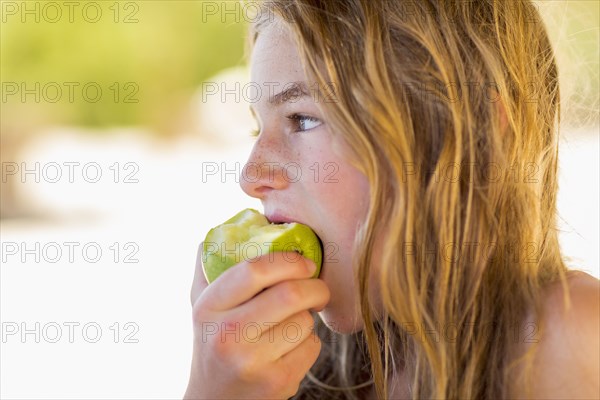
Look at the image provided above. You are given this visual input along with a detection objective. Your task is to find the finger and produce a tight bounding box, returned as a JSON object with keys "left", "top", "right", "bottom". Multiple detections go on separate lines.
{"left": 201, "top": 252, "right": 317, "bottom": 311}
{"left": 276, "top": 328, "right": 322, "bottom": 383}
{"left": 225, "top": 278, "right": 329, "bottom": 337}
{"left": 259, "top": 311, "right": 318, "bottom": 361}
{"left": 191, "top": 242, "right": 209, "bottom": 306}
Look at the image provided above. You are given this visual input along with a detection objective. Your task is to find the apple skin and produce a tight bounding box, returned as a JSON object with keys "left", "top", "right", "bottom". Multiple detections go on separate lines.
{"left": 202, "top": 209, "right": 322, "bottom": 284}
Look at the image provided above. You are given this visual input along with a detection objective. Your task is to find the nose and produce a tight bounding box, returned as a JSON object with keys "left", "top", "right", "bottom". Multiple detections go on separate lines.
{"left": 239, "top": 139, "right": 290, "bottom": 200}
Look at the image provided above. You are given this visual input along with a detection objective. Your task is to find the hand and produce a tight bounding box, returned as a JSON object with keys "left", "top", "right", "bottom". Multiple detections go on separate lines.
{"left": 184, "top": 243, "right": 330, "bottom": 399}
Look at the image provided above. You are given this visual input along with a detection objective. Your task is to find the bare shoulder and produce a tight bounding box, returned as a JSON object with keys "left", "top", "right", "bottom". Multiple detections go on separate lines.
{"left": 512, "top": 270, "right": 600, "bottom": 399}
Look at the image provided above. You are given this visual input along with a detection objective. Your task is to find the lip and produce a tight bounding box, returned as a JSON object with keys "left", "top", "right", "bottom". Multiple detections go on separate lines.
{"left": 265, "top": 212, "right": 298, "bottom": 224}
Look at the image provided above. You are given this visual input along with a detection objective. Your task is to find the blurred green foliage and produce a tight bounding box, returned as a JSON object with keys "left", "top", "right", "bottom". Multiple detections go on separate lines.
{"left": 0, "top": 0, "right": 597, "bottom": 136}
{"left": 1, "top": 0, "right": 248, "bottom": 135}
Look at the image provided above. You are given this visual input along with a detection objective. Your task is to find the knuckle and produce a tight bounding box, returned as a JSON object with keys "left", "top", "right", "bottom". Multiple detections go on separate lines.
{"left": 298, "top": 311, "right": 316, "bottom": 330}
{"left": 245, "top": 260, "right": 268, "bottom": 283}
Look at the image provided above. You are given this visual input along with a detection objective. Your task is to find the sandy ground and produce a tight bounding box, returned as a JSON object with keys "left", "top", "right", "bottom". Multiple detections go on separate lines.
{"left": 1, "top": 127, "right": 598, "bottom": 398}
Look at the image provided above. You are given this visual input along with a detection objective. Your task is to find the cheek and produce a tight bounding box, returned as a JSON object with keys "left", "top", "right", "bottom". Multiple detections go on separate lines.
{"left": 313, "top": 164, "right": 369, "bottom": 237}
{"left": 334, "top": 167, "right": 369, "bottom": 222}
{"left": 303, "top": 142, "right": 368, "bottom": 213}
{"left": 303, "top": 136, "right": 370, "bottom": 238}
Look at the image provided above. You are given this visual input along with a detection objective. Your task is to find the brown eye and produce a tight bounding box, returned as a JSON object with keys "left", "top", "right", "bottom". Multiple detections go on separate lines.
{"left": 287, "top": 113, "right": 322, "bottom": 132}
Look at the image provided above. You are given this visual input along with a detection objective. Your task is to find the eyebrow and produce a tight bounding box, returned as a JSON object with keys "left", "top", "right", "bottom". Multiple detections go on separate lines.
{"left": 268, "top": 81, "right": 311, "bottom": 106}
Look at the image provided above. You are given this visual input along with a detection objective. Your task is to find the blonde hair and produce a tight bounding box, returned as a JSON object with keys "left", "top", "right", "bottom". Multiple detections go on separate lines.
{"left": 249, "top": 0, "right": 572, "bottom": 398}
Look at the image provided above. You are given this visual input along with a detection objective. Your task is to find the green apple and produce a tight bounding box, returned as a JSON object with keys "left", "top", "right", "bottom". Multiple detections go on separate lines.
{"left": 202, "top": 208, "right": 322, "bottom": 284}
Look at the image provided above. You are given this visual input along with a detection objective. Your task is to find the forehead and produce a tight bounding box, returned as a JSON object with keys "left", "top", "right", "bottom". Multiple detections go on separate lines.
{"left": 250, "top": 22, "right": 307, "bottom": 88}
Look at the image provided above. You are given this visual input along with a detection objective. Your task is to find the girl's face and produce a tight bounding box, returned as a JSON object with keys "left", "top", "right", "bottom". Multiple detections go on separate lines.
{"left": 240, "top": 22, "right": 371, "bottom": 333}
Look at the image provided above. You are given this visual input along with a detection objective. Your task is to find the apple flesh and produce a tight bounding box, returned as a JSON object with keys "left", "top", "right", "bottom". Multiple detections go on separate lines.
{"left": 202, "top": 208, "right": 323, "bottom": 284}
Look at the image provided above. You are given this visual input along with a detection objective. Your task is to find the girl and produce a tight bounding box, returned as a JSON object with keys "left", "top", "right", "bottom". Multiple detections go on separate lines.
{"left": 185, "top": 1, "right": 599, "bottom": 398}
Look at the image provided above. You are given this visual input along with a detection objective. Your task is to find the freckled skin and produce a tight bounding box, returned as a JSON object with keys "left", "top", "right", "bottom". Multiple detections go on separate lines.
{"left": 241, "top": 22, "right": 371, "bottom": 333}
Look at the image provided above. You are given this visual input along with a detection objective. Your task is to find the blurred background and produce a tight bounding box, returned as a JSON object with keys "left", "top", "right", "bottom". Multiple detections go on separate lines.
{"left": 0, "top": 1, "right": 598, "bottom": 398}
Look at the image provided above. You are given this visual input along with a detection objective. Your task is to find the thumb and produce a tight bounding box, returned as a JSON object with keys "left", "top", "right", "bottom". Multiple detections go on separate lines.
{"left": 190, "top": 242, "right": 209, "bottom": 306}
